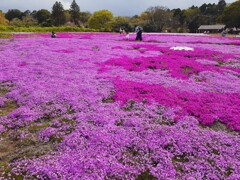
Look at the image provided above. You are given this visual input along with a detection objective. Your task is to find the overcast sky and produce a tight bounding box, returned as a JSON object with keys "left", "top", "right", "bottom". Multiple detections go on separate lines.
{"left": 0, "top": 0, "right": 237, "bottom": 16}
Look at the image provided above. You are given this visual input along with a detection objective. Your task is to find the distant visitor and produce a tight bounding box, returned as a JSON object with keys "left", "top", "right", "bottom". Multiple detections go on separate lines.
{"left": 119, "top": 27, "right": 123, "bottom": 34}
{"left": 135, "top": 25, "right": 143, "bottom": 41}
{"left": 51, "top": 31, "right": 57, "bottom": 38}
{"left": 221, "top": 29, "right": 227, "bottom": 37}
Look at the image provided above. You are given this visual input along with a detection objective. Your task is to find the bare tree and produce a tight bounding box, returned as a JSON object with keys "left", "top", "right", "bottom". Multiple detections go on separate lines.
{"left": 146, "top": 6, "right": 173, "bottom": 32}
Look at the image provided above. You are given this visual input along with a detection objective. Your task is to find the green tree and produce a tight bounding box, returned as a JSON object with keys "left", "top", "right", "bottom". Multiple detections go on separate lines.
{"left": 138, "top": 12, "right": 155, "bottom": 32}
{"left": 199, "top": 3, "right": 208, "bottom": 13}
{"left": 31, "top": 10, "right": 37, "bottom": 18}
{"left": 52, "top": 1, "right": 66, "bottom": 26}
{"left": 70, "top": 0, "right": 80, "bottom": 25}
{"left": 22, "top": 15, "right": 38, "bottom": 27}
{"left": 111, "top": 16, "right": 131, "bottom": 32}
{"left": 221, "top": 0, "right": 240, "bottom": 28}
{"left": 34, "top": 9, "right": 51, "bottom": 24}
{"left": 23, "top": 10, "right": 31, "bottom": 16}
{"left": 9, "top": 18, "right": 24, "bottom": 27}
{"left": 183, "top": 7, "right": 200, "bottom": 23}
{"left": 64, "top": 10, "right": 71, "bottom": 22}
{"left": 129, "top": 15, "right": 142, "bottom": 28}
{"left": 198, "top": 3, "right": 220, "bottom": 24}
{"left": 188, "top": 16, "right": 201, "bottom": 33}
{"left": 218, "top": 0, "right": 227, "bottom": 14}
{"left": 145, "top": 6, "right": 173, "bottom": 32}
{"left": 88, "top": 10, "right": 113, "bottom": 31}
{"left": 79, "top": 11, "right": 91, "bottom": 26}
{"left": 0, "top": 11, "right": 9, "bottom": 25}
{"left": 5, "top": 9, "right": 23, "bottom": 21}
{"left": 172, "top": 8, "right": 185, "bottom": 26}
{"left": 183, "top": 7, "right": 201, "bottom": 32}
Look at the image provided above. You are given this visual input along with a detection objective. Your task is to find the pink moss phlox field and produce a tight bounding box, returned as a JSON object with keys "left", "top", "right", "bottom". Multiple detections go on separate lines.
{"left": 113, "top": 80, "right": 240, "bottom": 129}
{"left": 0, "top": 33, "right": 240, "bottom": 179}
{"left": 105, "top": 46, "right": 239, "bottom": 78}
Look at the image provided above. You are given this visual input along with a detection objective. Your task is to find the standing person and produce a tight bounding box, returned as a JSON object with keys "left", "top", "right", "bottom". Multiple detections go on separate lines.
{"left": 135, "top": 25, "right": 143, "bottom": 41}
{"left": 119, "top": 27, "right": 123, "bottom": 34}
{"left": 221, "top": 29, "right": 227, "bottom": 37}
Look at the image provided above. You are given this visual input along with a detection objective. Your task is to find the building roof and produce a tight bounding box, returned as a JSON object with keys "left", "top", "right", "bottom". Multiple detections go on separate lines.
{"left": 198, "top": 25, "right": 225, "bottom": 30}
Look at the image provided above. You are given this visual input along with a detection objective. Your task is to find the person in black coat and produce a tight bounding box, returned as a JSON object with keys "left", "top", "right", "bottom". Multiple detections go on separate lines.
{"left": 135, "top": 25, "right": 143, "bottom": 41}
{"left": 51, "top": 31, "right": 57, "bottom": 38}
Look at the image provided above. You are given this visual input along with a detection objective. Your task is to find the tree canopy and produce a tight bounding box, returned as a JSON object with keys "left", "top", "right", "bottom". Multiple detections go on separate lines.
{"left": 0, "top": 0, "right": 239, "bottom": 33}
{"left": 51, "top": 1, "right": 66, "bottom": 26}
{"left": 70, "top": 0, "right": 80, "bottom": 25}
{"left": 221, "top": 0, "right": 240, "bottom": 28}
{"left": 79, "top": 11, "right": 91, "bottom": 26}
{"left": 5, "top": 9, "right": 23, "bottom": 21}
{"left": 34, "top": 9, "right": 51, "bottom": 25}
{"left": 0, "top": 11, "right": 8, "bottom": 25}
{"left": 145, "top": 6, "right": 173, "bottom": 32}
{"left": 88, "top": 10, "right": 113, "bottom": 31}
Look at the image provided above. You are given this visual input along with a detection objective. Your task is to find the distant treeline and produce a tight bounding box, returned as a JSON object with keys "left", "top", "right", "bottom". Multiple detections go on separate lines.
{"left": 0, "top": 26, "right": 96, "bottom": 33}
{"left": 0, "top": 0, "right": 239, "bottom": 33}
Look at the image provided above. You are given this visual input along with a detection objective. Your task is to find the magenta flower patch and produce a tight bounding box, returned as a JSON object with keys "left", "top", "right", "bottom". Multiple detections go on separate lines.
{"left": 0, "top": 33, "right": 239, "bottom": 179}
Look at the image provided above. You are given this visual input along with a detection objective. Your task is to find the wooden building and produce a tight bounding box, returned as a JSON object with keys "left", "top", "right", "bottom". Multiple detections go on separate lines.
{"left": 198, "top": 25, "right": 225, "bottom": 33}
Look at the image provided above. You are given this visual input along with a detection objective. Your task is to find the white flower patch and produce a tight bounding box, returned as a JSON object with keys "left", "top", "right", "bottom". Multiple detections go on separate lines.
{"left": 170, "top": 46, "right": 194, "bottom": 51}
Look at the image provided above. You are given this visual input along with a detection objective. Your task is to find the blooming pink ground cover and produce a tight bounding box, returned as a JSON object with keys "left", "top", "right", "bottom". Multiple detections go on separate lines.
{"left": 0, "top": 32, "right": 240, "bottom": 179}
